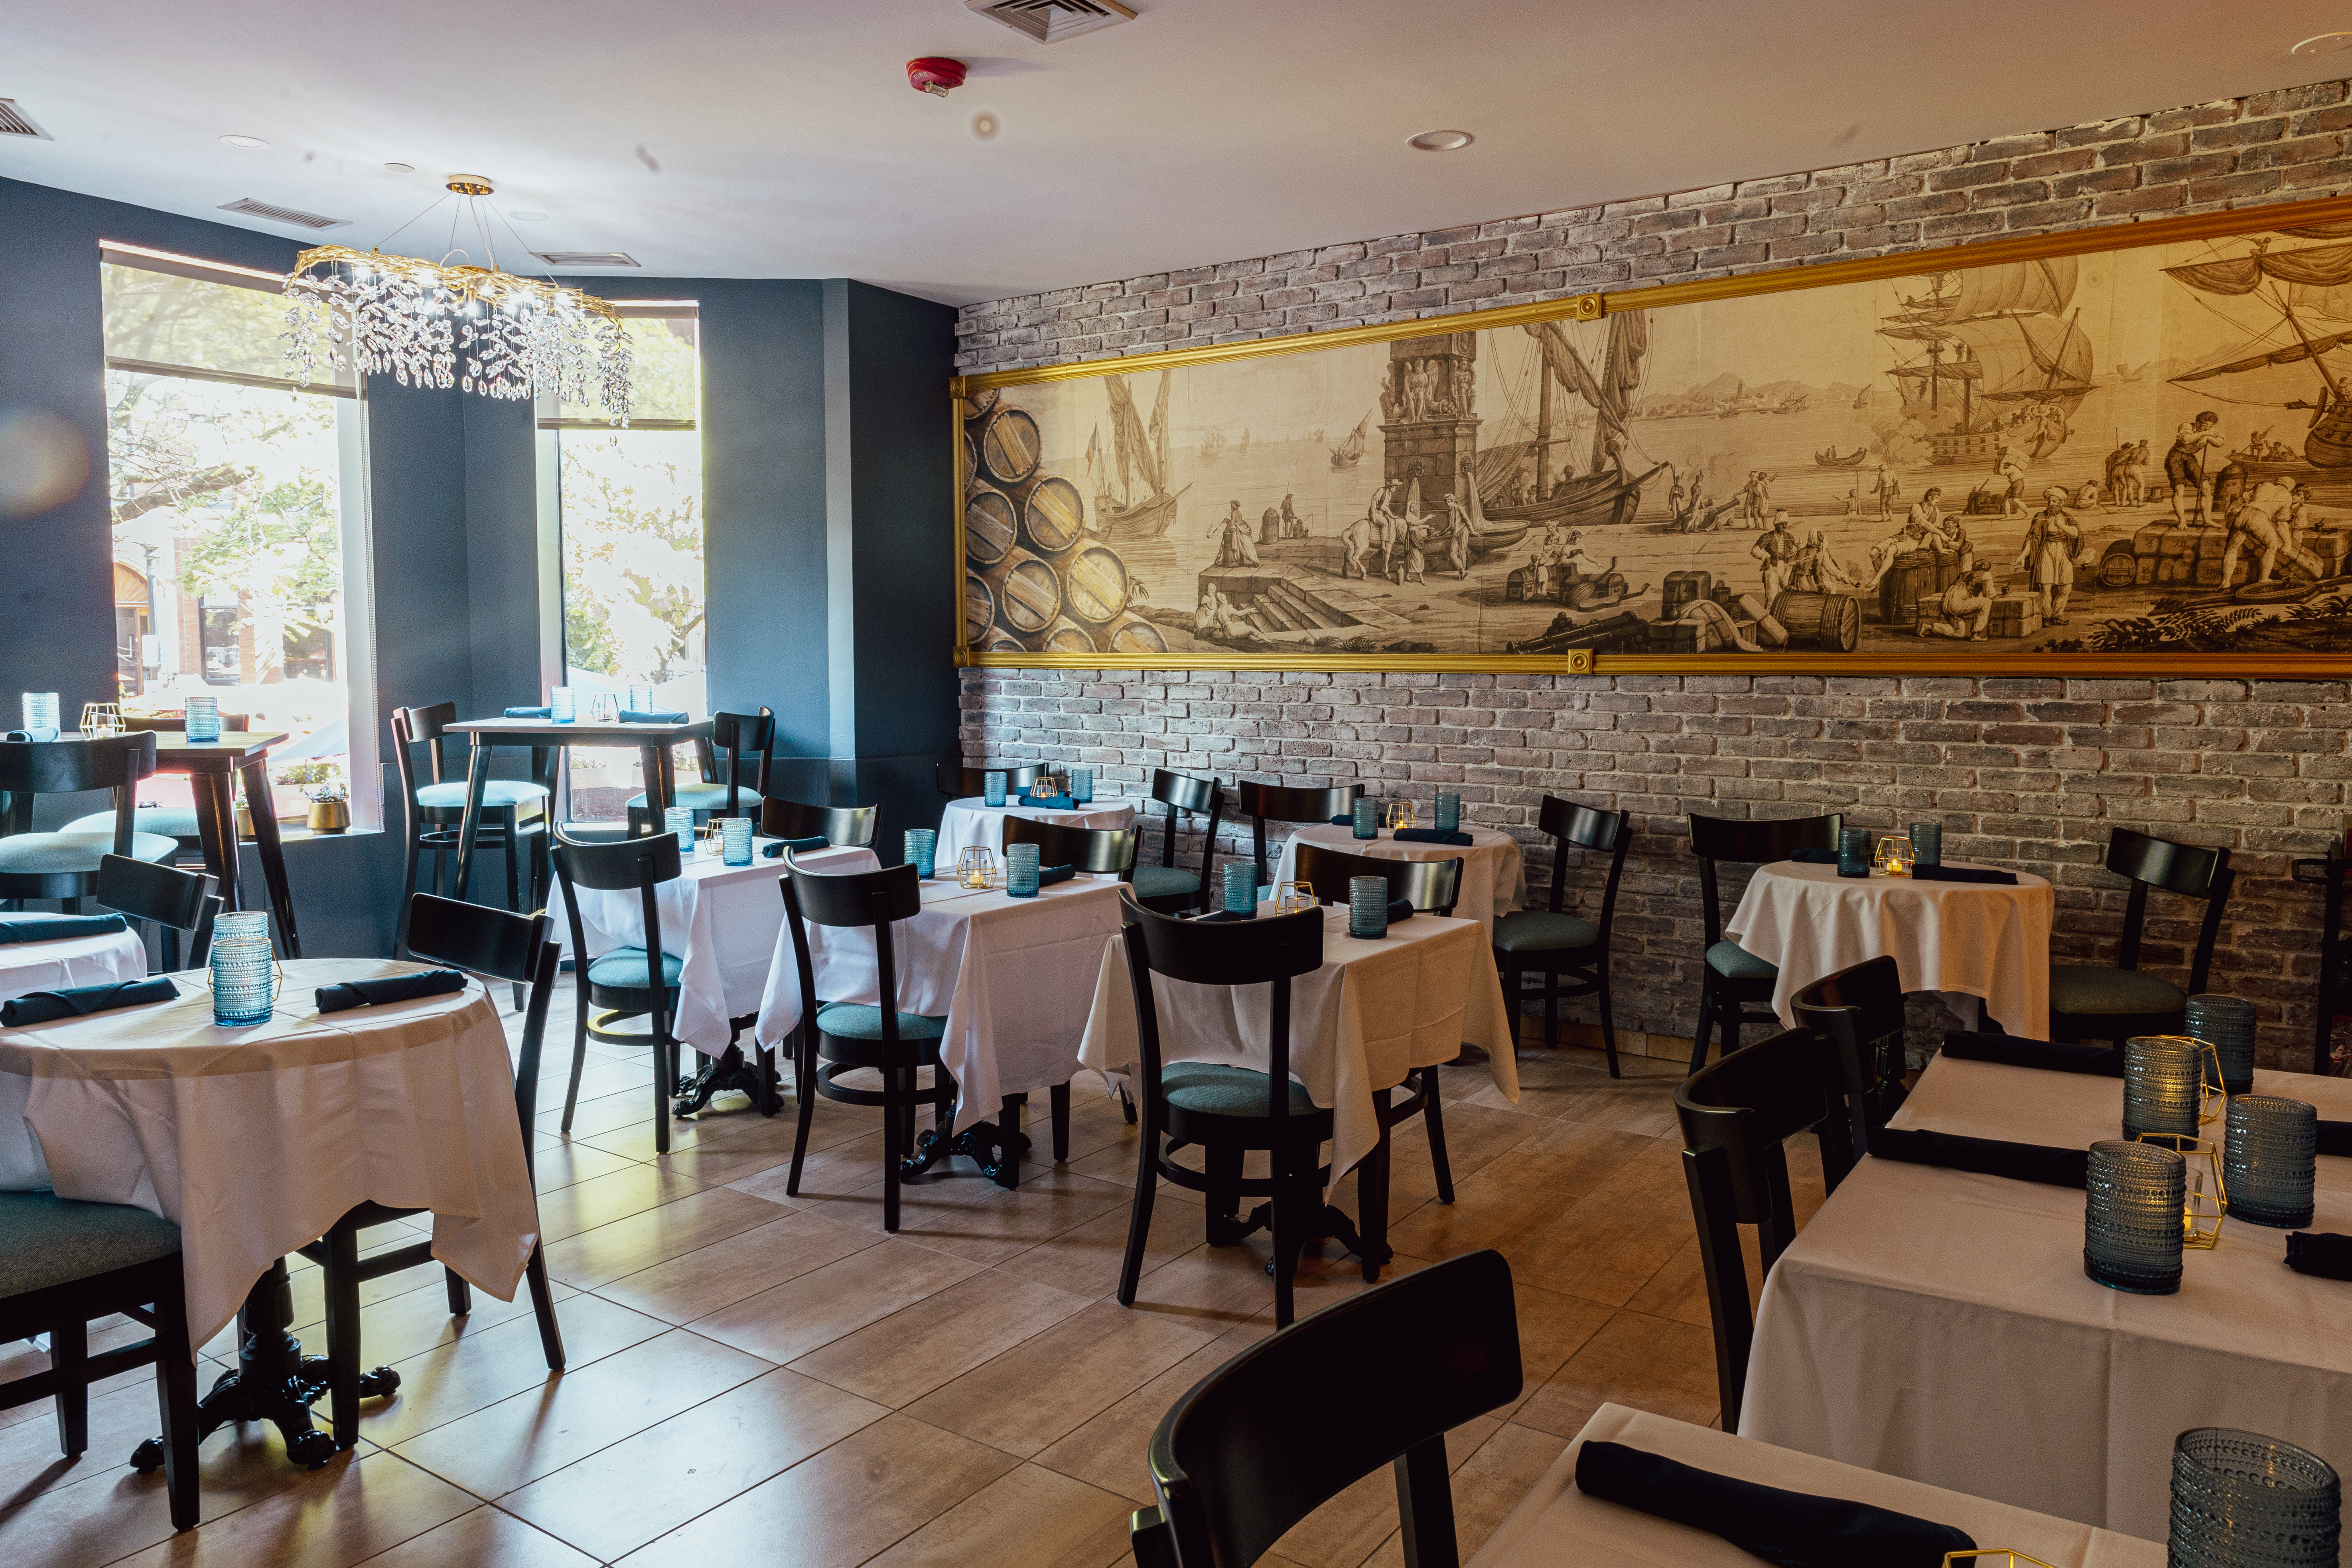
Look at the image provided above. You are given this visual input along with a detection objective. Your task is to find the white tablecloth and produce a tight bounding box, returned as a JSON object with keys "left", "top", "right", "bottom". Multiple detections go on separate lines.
{"left": 1468, "top": 1403, "right": 2160, "bottom": 1567}
{"left": 1742, "top": 1053, "right": 2352, "bottom": 1539}
{"left": 936, "top": 795, "right": 1139, "bottom": 860}
{"left": 1078, "top": 903, "right": 1518, "bottom": 1180}
{"left": 0, "top": 958, "right": 540, "bottom": 1355}
{"left": 1274, "top": 823, "right": 1526, "bottom": 939}
{"left": 547, "top": 839, "right": 877, "bottom": 1057}
{"left": 754, "top": 875, "right": 1124, "bottom": 1137}
{"left": 0, "top": 923, "right": 148, "bottom": 1001}
{"left": 1724, "top": 860, "right": 2055, "bottom": 1037}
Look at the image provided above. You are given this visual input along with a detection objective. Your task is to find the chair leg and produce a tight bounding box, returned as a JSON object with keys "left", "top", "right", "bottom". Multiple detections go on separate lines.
{"left": 1271, "top": 1152, "right": 1309, "bottom": 1329}
{"left": 1050, "top": 1080, "right": 1070, "bottom": 1163}
{"left": 154, "top": 1292, "right": 198, "bottom": 1531}
{"left": 395, "top": 829, "right": 424, "bottom": 959}
{"left": 52, "top": 1316, "right": 87, "bottom": 1456}
{"left": 559, "top": 974, "right": 590, "bottom": 1135}
{"left": 882, "top": 1063, "right": 904, "bottom": 1233}
{"left": 325, "top": 1218, "right": 362, "bottom": 1450}
{"left": 1360, "top": 1101, "right": 1390, "bottom": 1284}
{"left": 524, "top": 1242, "right": 564, "bottom": 1371}
{"left": 1117, "top": 1114, "right": 1159, "bottom": 1308}
{"left": 996, "top": 1094, "right": 1022, "bottom": 1191}
{"left": 1499, "top": 955, "right": 1520, "bottom": 1049}
{"left": 786, "top": 1032, "right": 817, "bottom": 1197}
{"left": 1542, "top": 965, "right": 1559, "bottom": 1051}
{"left": 1689, "top": 971, "right": 1717, "bottom": 1076}
{"left": 650, "top": 1020, "right": 673, "bottom": 1156}
{"left": 1422, "top": 1065, "right": 1455, "bottom": 1204}
{"left": 501, "top": 809, "right": 521, "bottom": 912}
{"left": 1718, "top": 989, "right": 1743, "bottom": 1060}
{"left": 443, "top": 1267, "right": 472, "bottom": 1316}
{"left": 1205, "top": 1144, "right": 1244, "bottom": 1240}
{"left": 1597, "top": 966, "right": 1622, "bottom": 1080}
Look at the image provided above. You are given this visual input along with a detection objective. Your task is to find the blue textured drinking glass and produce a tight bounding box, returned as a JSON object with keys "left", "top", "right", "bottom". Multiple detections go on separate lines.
{"left": 2224, "top": 1095, "right": 2318, "bottom": 1228}
{"left": 1837, "top": 827, "right": 1871, "bottom": 878}
{"left": 550, "top": 686, "right": 576, "bottom": 724}
{"left": 1908, "top": 822, "right": 1942, "bottom": 867}
{"left": 905, "top": 828, "right": 936, "bottom": 879}
{"left": 1222, "top": 861, "right": 1257, "bottom": 915}
{"left": 184, "top": 695, "right": 221, "bottom": 743}
{"left": 209, "top": 911, "right": 275, "bottom": 1026}
{"left": 721, "top": 816, "right": 753, "bottom": 866}
{"left": 2084, "top": 1138, "right": 2186, "bottom": 1294}
{"left": 1070, "top": 767, "right": 1093, "bottom": 804}
{"left": 1348, "top": 876, "right": 1390, "bottom": 939}
{"left": 2185, "top": 994, "right": 2257, "bottom": 1097}
{"left": 1435, "top": 791, "right": 1461, "bottom": 833}
{"left": 2125, "top": 1034, "right": 2205, "bottom": 1139}
{"left": 1352, "top": 799, "right": 1377, "bottom": 840}
{"left": 984, "top": 770, "right": 1007, "bottom": 807}
{"left": 664, "top": 806, "right": 693, "bottom": 850}
{"left": 1006, "top": 842, "right": 1040, "bottom": 898}
{"left": 2170, "top": 1428, "right": 2341, "bottom": 1568}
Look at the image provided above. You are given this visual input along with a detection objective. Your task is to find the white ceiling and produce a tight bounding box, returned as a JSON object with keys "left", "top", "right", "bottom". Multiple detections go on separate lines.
{"left": 6, "top": 0, "right": 2350, "bottom": 308}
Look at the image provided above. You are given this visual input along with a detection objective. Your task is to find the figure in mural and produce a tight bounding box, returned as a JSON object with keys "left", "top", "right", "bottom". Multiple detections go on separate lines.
{"left": 1209, "top": 500, "right": 1259, "bottom": 566}
{"left": 1994, "top": 443, "right": 2031, "bottom": 516}
{"left": 1869, "top": 486, "right": 1954, "bottom": 583}
{"left": 2017, "top": 486, "right": 2084, "bottom": 626}
{"left": 1919, "top": 563, "right": 1999, "bottom": 641}
{"left": 1873, "top": 466, "right": 1901, "bottom": 521}
{"left": 1280, "top": 492, "right": 1304, "bottom": 537}
{"left": 1753, "top": 511, "right": 1802, "bottom": 602}
{"left": 1441, "top": 489, "right": 1473, "bottom": 578}
{"left": 1737, "top": 470, "right": 1775, "bottom": 527}
{"left": 2220, "top": 480, "right": 2321, "bottom": 587}
{"left": 2167, "top": 411, "right": 2227, "bottom": 527}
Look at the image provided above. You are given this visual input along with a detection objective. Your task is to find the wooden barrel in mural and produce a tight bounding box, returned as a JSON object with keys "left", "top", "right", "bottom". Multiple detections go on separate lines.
{"left": 1062, "top": 543, "right": 1130, "bottom": 625}
{"left": 1098, "top": 614, "right": 1168, "bottom": 654}
{"left": 1042, "top": 618, "right": 1097, "bottom": 654}
{"left": 1023, "top": 476, "right": 1085, "bottom": 554}
{"left": 979, "top": 406, "right": 1041, "bottom": 485}
{"left": 962, "top": 430, "right": 978, "bottom": 484}
{"left": 964, "top": 485, "right": 1019, "bottom": 566}
{"left": 984, "top": 632, "right": 1031, "bottom": 655}
{"left": 960, "top": 386, "right": 999, "bottom": 422}
{"left": 964, "top": 571, "right": 996, "bottom": 648}
{"left": 1769, "top": 591, "right": 1860, "bottom": 653}
{"left": 987, "top": 547, "right": 1061, "bottom": 635}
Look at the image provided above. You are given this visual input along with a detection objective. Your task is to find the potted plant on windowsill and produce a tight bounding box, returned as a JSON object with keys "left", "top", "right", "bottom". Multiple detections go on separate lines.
{"left": 275, "top": 760, "right": 348, "bottom": 832}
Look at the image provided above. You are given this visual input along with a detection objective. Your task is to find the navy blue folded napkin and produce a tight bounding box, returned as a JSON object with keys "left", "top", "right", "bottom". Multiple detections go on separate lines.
{"left": 2287, "top": 1233, "right": 2352, "bottom": 1280}
{"left": 620, "top": 709, "right": 689, "bottom": 725}
{"left": 3, "top": 977, "right": 179, "bottom": 1027}
{"left": 1195, "top": 908, "right": 1255, "bottom": 923}
{"left": 1575, "top": 1440, "right": 1975, "bottom": 1568}
{"left": 1021, "top": 793, "right": 1076, "bottom": 811}
{"left": 1940, "top": 1032, "right": 2122, "bottom": 1077}
{"left": 2317, "top": 1121, "right": 2352, "bottom": 1160}
{"left": 1387, "top": 897, "right": 1418, "bottom": 925}
{"left": 1328, "top": 814, "right": 1356, "bottom": 826}
{"left": 1789, "top": 847, "right": 1838, "bottom": 865}
{"left": 315, "top": 970, "right": 467, "bottom": 1013}
{"left": 0, "top": 914, "right": 130, "bottom": 946}
{"left": 1910, "top": 863, "right": 2018, "bottom": 885}
{"left": 1037, "top": 864, "right": 1076, "bottom": 887}
{"left": 1393, "top": 828, "right": 1472, "bottom": 846}
{"left": 503, "top": 706, "right": 552, "bottom": 719}
{"left": 762, "top": 836, "right": 831, "bottom": 858}
{"left": 4, "top": 728, "right": 61, "bottom": 744}
{"left": 1868, "top": 1126, "right": 2088, "bottom": 1189}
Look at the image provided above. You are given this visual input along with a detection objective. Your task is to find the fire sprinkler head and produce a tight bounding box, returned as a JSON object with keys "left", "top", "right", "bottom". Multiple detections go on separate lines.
{"left": 907, "top": 57, "right": 968, "bottom": 97}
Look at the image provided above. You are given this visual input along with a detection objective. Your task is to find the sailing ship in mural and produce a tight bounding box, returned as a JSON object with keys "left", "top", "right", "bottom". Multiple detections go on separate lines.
{"left": 1092, "top": 371, "right": 1189, "bottom": 541}
{"left": 1877, "top": 258, "right": 2096, "bottom": 465}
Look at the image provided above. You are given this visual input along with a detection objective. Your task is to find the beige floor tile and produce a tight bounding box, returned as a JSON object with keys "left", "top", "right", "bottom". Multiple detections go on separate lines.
{"left": 501, "top": 1368, "right": 887, "bottom": 1563}
{"left": 1032, "top": 1339, "right": 1237, "bottom": 1504}
{"left": 786, "top": 1268, "right": 1094, "bottom": 1408}
{"left": 528, "top": 1138, "right": 645, "bottom": 1195}
{"left": 903, "top": 1299, "right": 1218, "bottom": 1458}
{"left": 595, "top": 1211, "right": 880, "bottom": 1325}
{"left": 990, "top": 1191, "right": 1194, "bottom": 1300}
{"left": 542, "top": 1184, "right": 789, "bottom": 1290}
{"left": 687, "top": 1239, "right": 982, "bottom": 1366}
{"left": 105, "top": 1449, "right": 478, "bottom": 1568}
{"left": 1354, "top": 1420, "right": 1571, "bottom": 1568}
{"left": 1622, "top": 1234, "right": 1714, "bottom": 1327}
{"left": 1503, "top": 1142, "right": 1697, "bottom": 1306}
{"left": 349, "top": 1504, "right": 600, "bottom": 1568}
{"left": 1511, "top": 1308, "right": 1723, "bottom": 1439}
{"left": 327, "top": 1270, "right": 582, "bottom": 1371}
{"left": 612, "top": 1413, "right": 1017, "bottom": 1568}
{"left": 350, "top": 1293, "right": 671, "bottom": 1449}
{"left": 829, "top": 1168, "right": 1134, "bottom": 1266}
{"left": 0, "top": 1417, "right": 327, "bottom": 1568}
{"left": 534, "top": 1164, "right": 708, "bottom": 1247}
{"left": 862, "top": 1462, "right": 1133, "bottom": 1568}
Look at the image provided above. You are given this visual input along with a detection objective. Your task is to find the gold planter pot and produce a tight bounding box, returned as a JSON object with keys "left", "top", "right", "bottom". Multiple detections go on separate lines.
{"left": 306, "top": 798, "right": 351, "bottom": 834}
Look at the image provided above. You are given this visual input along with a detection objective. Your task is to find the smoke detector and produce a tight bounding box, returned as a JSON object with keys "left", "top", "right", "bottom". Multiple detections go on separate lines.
{"left": 964, "top": 0, "right": 1136, "bottom": 44}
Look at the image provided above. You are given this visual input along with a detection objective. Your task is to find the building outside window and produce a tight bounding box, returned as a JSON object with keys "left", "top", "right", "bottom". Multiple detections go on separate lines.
{"left": 99, "top": 243, "right": 377, "bottom": 826}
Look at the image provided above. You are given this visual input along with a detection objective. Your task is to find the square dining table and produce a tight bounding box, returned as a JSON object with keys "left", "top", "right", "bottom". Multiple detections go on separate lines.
{"left": 442, "top": 716, "right": 712, "bottom": 900}
{"left": 129, "top": 727, "right": 302, "bottom": 957}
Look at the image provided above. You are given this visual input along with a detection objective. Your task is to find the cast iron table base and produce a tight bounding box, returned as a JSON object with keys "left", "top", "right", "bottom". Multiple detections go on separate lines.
{"left": 671, "top": 1040, "right": 780, "bottom": 1119}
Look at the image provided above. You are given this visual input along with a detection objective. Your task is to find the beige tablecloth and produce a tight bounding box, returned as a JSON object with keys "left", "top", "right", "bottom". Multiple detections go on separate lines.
{"left": 1275, "top": 823, "right": 1527, "bottom": 939}
{"left": 0, "top": 958, "right": 540, "bottom": 1355}
{"left": 1469, "top": 1403, "right": 2161, "bottom": 1566}
{"left": 1724, "top": 860, "right": 2055, "bottom": 1037}
{"left": 1078, "top": 903, "right": 1517, "bottom": 1179}
{"left": 0, "top": 923, "right": 148, "bottom": 1001}
{"left": 936, "top": 795, "right": 1139, "bottom": 860}
{"left": 1742, "top": 1053, "right": 2352, "bottom": 1539}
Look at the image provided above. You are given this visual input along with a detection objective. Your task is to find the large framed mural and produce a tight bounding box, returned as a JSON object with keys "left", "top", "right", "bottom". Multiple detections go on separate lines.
{"left": 954, "top": 195, "right": 2352, "bottom": 673}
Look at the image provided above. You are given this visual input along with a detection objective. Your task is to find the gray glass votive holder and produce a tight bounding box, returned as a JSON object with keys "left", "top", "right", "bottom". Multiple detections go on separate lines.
{"left": 1908, "top": 822, "right": 1942, "bottom": 867}
{"left": 984, "top": 770, "right": 1007, "bottom": 807}
{"left": 1070, "top": 767, "right": 1093, "bottom": 804}
{"left": 2084, "top": 1139, "right": 2186, "bottom": 1295}
{"left": 1222, "top": 860, "right": 1257, "bottom": 915}
{"left": 2224, "top": 1095, "right": 2318, "bottom": 1229}
{"left": 721, "top": 817, "right": 753, "bottom": 866}
{"left": 22, "top": 692, "right": 59, "bottom": 732}
{"left": 1352, "top": 799, "right": 1378, "bottom": 840}
{"left": 2186, "top": 994, "right": 2258, "bottom": 1097}
{"left": 1005, "top": 842, "right": 1040, "bottom": 898}
{"left": 1348, "top": 876, "right": 1389, "bottom": 939}
{"left": 184, "top": 694, "right": 221, "bottom": 743}
{"left": 1435, "top": 791, "right": 1460, "bottom": 833}
{"left": 1837, "top": 827, "right": 1871, "bottom": 878}
{"left": 2124, "top": 1034, "right": 2206, "bottom": 1140}
{"left": 905, "top": 828, "right": 936, "bottom": 879}
{"left": 2170, "top": 1428, "right": 2341, "bottom": 1568}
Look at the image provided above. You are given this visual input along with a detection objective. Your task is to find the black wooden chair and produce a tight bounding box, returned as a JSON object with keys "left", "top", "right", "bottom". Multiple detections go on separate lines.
{"left": 1686, "top": 810, "right": 1843, "bottom": 1074}
{"left": 0, "top": 730, "right": 178, "bottom": 908}
{"left": 2293, "top": 850, "right": 2348, "bottom": 1073}
{"left": 390, "top": 702, "right": 550, "bottom": 952}
{"left": 1492, "top": 798, "right": 1631, "bottom": 1076}
{"left": 1789, "top": 955, "right": 1909, "bottom": 1152}
{"left": 0, "top": 1192, "right": 199, "bottom": 1530}
{"left": 60, "top": 712, "right": 247, "bottom": 870}
{"left": 1133, "top": 769, "right": 1224, "bottom": 915}
{"left": 758, "top": 797, "right": 879, "bottom": 848}
{"left": 1675, "top": 1025, "right": 1857, "bottom": 1429}
{"left": 778, "top": 856, "right": 958, "bottom": 1231}
{"left": 1003, "top": 814, "right": 1141, "bottom": 878}
{"left": 1130, "top": 1248, "right": 1522, "bottom": 1568}
{"left": 1293, "top": 841, "right": 1464, "bottom": 918}
{"left": 551, "top": 831, "right": 690, "bottom": 1154}
{"left": 935, "top": 762, "right": 1040, "bottom": 798}
{"left": 95, "top": 853, "right": 221, "bottom": 972}
{"left": 1238, "top": 779, "right": 1364, "bottom": 891}
{"left": 631, "top": 706, "right": 773, "bottom": 822}
{"left": 1116, "top": 894, "right": 1333, "bottom": 1327}
{"left": 299, "top": 894, "right": 565, "bottom": 1448}
{"left": 2050, "top": 827, "right": 2233, "bottom": 1045}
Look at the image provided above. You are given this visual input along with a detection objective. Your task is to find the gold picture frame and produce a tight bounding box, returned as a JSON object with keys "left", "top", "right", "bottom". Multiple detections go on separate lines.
{"left": 954, "top": 194, "right": 2352, "bottom": 675}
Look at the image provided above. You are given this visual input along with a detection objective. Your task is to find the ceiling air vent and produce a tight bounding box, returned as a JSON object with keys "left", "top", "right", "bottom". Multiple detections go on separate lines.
{"left": 964, "top": 0, "right": 1137, "bottom": 44}
{"left": 0, "top": 99, "right": 53, "bottom": 139}
{"left": 217, "top": 197, "right": 349, "bottom": 230}
{"left": 531, "top": 251, "right": 641, "bottom": 268}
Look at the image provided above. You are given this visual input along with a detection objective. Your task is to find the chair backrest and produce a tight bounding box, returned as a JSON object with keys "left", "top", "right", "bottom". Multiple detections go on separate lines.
{"left": 404, "top": 893, "right": 560, "bottom": 1172}
{"left": 1292, "top": 842, "right": 1463, "bottom": 918}
{"left": 778, "top": 858, "right": 925, "bottom": 1051}
{"left": 550, "top": 834, "right": 684, "bottom": 1005}
{"left": 1120, "top": 893, "right": 1323, "bottom": 1124}
{"left": 1685, "top": 811, "right": 1842, "bottom": 947}
{"left": 1134, "top": 1249, "right": 1523, "bottom": 1568}
{"left": 2105, "top": 827, "right": 2233, "bottom": 989}
{"left": 1004, "top": 815, "right": 1140, "bottom": 877}
{"left": 1150, "top": 769, "right": 1226, "bottom": 875}
{"left": 1789, "top": 955, "right": 1905, "bottom": 1158}
{"left": 388, "top": 700, "right": 460, "bottom": 803}
{"left": 936, "top": 761, "right": 1041, "bottom": 798}
{"left": 1674, "top": 1025, "right": 1853, "bottom": 1429}
{"left": 96, "top": 854, "right": 219, "bottom": 937}
{"left": 759, "top": 797, "right": 880, "bottom": 848}
{"left": 1238, "top": 780, "right": 1364, "bottom": 885}
{"left": 1534, "top": 797, "right": 1631, "bottom": 934}
{"left": 0, "top": 731, "right": 158, "bottom": 849}
{"left": 699, "top": 708, "right": 775, "bottom": 816}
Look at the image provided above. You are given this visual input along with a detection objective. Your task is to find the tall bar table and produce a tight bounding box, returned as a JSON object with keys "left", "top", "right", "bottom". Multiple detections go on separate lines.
{"left": 144, "top": 728, "right": 302, "bottom": 958}
{"left": 443, "top": 716, "right": 712, "bottom": 900}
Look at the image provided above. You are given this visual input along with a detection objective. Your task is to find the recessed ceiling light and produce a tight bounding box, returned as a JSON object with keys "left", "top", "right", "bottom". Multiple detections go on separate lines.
{"left": 219, "top": 134, "right": 268, "bottom": 150}
{"left": 970, "top": 111, "right": 1000, "bottom": 142}
{"left": 2293, "top": 31, "right": 2352, "bottom": 54}
{"left": 383, "top": 161, "right": 414, "bottom": 173}
{"left": 1407, "top": 129, "right": 1474, "bottom": 152}
{"left": 509, "top": 211, "right": 548, "bottom": 222}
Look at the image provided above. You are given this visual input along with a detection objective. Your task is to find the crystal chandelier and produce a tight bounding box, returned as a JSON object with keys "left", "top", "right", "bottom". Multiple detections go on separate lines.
{"left": 282, "top": 175, "right": 632, "bottom": 422}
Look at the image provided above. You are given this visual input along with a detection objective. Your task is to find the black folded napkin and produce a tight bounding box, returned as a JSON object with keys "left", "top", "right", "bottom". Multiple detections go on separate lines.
{"left": 0, "top": 914, "right": 129, "bottom": 946}
{"left": 619, "top": 708, "right": 689, "bottom": 725}
{"left": 1574, "top": 1439, "right": 1975, "bottom": 1568}
{"left": 1021, "top": 793, "right": 1076, "bottom": 811}
{"left": 1387, "top": 897, "right": 1417, "bottom": 925}
{"left": 1790, "top": 847, "right": 1838, "bottom": 864}
{"left": 1037, "top": 864, "right": 1076, "bottom": 887}
{"left": 1393, "top": 828, "right": 1472, "bottom": 846}
{"left": 1940, "top": 1032, "right": 2122, "bottom": 1077}
{"left": 503, "top": 706, "right": 552, "bottom": 719}
{"left": 315, "top": 970, "right": 468, "bottom": 1013}
{"left": 2318, "top": 1121, "right": 2352, "bottom": 1159}
{"left": 3, "top": 727, "right": 60, "bottom": 744}
{"left": 1195, "top": 908, "right": 1255, "bottom": 922}
{"left": 2, "top": 977, "right": 179, "bottom": 1027}
{"left": 761, "top": 835, "right": 832, "bottom": 859}
{"left": 2287, "top": 1233, "right": 2352, "bottom": 1280}
{"left": 1329, "top": 814, "right": 1354, "bottom": 826}
{"left": 1867, "top": 1126, "right": 2088, "bottom": 1189}
{"left": 1910, "top": 864, "right": 2019, "bottom": 885}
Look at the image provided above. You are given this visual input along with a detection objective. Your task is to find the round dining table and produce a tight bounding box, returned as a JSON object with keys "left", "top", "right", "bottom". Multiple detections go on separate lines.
{"left": 0, "top": 917, "right": 148, "bottom": 1001}
{"left": 935, "top": 794, "right": 1139, "bottom": 860}
{"left": 1274, "top": 822, "right": 1526, "bottom": 939}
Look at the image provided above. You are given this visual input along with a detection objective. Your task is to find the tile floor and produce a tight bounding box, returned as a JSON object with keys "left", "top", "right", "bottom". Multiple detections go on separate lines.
{"left": 2, "top": 990, "right": 1825, "bottom": 1568}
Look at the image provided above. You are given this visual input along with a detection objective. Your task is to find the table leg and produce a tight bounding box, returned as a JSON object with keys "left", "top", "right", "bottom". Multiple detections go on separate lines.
{"left": 639, "top": 745, "right": 675, "bottom": 815}
{"left": 240, "top": 760, "right": 302, "bottom": 958}
{"left": 189, "top": 773, "right": 243, "bottom": 915}
{"left": 452, "top": 740, "right": 494, "bottom": 902}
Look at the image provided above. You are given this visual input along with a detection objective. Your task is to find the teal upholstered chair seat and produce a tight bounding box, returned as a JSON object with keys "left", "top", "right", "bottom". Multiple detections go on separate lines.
{"left": 2048, "top": 965, "right": 2184, "bottom": 1017}
{"left": 0, "top": 831, "right": 180, "bottom": 874}
{"left": 584, "top": 947, "right": 684, "bottom": 990}
{"left": 815, "top": 1003, "right": 946, "bottom": 1042}
{"left": 0, "top": 1189, "right": 181, "bottom": 1300}
{"left": 65, "top": 806, "right": 200, "bottom": 840}
{"left": 1492, "top": 911, "right": 1601, "bottom": 953}
{"left": 1705, "top": 939, "right": 1778, "bottom": 981}
{"left": 1129, "top": 864, "right": 1200, "bottom": 902}
{"left": 625, "top": 781, "right": 739, "bottom": 813}
{"left": 1161, "top": 1061, "right": 1317, "bottom": 1118}
{"left": 414, "top": 779, "right": 549, "bottom": 813}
